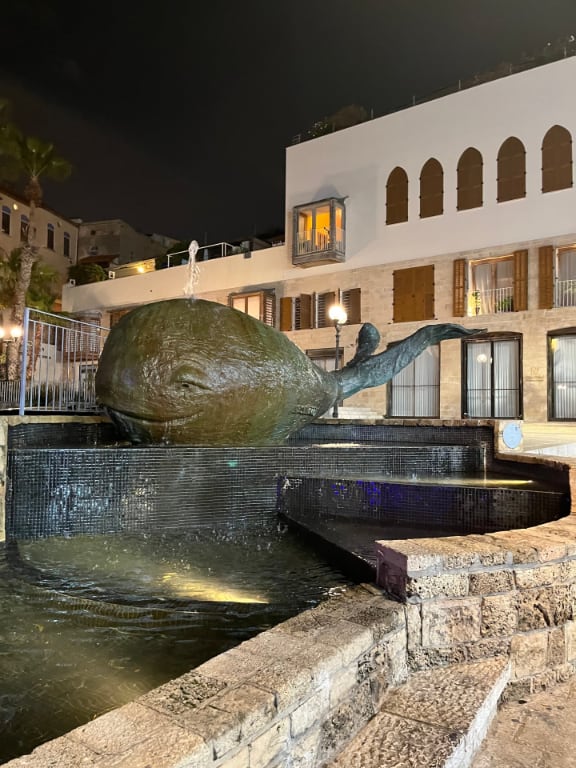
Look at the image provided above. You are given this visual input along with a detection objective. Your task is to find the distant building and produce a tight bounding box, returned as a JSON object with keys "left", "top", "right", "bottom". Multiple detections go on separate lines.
{"left": 75, "top": 219, "right": 179, "bottom": 270}
{"left": 63, "top": 53, "right": 576, "bottom": 424}
{"left": 0, "top": 186, "right": 79, "bottom": 281}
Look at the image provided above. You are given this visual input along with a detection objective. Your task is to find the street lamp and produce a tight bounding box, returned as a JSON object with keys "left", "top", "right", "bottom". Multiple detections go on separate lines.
{"left": 0, "top": 326, "right": 23, "bottom": 379}
{"left": 328, "top": 303, "right": 347, "bottom": 418}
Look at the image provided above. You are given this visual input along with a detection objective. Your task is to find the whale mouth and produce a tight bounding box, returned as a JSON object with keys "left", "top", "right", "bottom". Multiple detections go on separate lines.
{"left": 106, "top": 408, "right": 200, "bottom": 443}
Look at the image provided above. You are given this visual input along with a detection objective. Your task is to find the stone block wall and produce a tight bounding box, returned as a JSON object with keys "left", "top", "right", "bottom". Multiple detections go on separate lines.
{"left": 4, "top": 585, "right": 407, "bottom": 768}
{"left": 377, "top": 514, "right": 576, "bottom": 696}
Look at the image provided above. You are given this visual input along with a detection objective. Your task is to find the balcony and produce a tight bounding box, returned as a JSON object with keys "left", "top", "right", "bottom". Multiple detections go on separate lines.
{"left": 470, "top": 286, "right": 514, "bottom": 316}
{"left": 555, "top": 278, "right": 576, "bottom": 308}
{"left": 293, "top": 227, "right": 345, "bottom": 267}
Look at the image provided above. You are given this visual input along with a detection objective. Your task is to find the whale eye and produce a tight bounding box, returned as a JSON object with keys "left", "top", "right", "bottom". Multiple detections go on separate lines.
{"left": 170, "top": 366, "right": 211, "bottom": 392}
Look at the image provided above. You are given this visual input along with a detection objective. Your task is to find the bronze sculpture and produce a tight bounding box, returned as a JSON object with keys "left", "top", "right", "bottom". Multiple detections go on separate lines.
{"left": 95, "top": 298, "right": 481, "bottom": 446}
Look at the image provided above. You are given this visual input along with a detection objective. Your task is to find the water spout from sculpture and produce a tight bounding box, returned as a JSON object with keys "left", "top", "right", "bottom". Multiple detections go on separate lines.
{"left": 183, "top": 240, "right": 200, "bottom": 299}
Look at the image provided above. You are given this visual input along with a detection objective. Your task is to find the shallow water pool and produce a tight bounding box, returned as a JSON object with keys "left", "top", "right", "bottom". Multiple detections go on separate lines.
{"left": 0, "top": 529, "right": 352, "bottom": 763}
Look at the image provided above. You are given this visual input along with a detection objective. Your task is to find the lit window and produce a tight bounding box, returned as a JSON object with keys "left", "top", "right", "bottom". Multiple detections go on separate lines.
{"left": 389, "top": 345, "right": 439, "bottom": 417}
{"left": 1, "top": 205, "right": 11, "bottom": 235}
{"left": 292, "top": 198, "right": 346, "bottom": 266}
{"left": 554, "top": 247, "right": 576, "bottom": 307}
{"left": 462, "top": 334, "right": 522, "bottom": 418}
{"left": 47, "top": 223, "right": 55, "bottom": 250}
{"left": 470, "top": 257, "right": 514, "bottom": 315}
{"left": 63, "top": 231, "right": 71, "bottom": 259}
{"left": 229, "top": 290, "right": 275, "bottom": 326}
{"left": 548, "top": 329, "right": 576, "bottom": 419}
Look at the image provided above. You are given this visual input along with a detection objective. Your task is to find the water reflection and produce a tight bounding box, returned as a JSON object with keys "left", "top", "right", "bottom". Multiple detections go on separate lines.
{"left": 0, "top": 529, "right": 351, "bottom": 763}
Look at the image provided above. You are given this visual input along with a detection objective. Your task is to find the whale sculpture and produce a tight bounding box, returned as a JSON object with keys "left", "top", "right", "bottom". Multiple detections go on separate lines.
{"left": 95, "top": 298, "right": 482, "bottom": 446}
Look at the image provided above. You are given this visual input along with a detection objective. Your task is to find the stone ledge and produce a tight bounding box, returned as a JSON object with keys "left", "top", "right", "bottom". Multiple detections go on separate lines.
{"left": 2, "top": 584, "right": 406, "bottom": 768}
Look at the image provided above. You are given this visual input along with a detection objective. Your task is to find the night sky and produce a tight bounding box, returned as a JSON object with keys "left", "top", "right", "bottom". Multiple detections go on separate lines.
{"left": 1, "top": 0, "right": 576, "bottom": 243}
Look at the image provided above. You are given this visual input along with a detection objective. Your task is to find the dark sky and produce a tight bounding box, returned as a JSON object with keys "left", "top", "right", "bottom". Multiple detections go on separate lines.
{"left": 1, "top": 0, "right": 576, "bottom": 243}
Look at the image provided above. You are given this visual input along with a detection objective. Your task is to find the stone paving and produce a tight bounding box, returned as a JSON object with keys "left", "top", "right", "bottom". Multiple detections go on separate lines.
{"left": 474, "top": 425, "right": 576, "bottom": 767}
{"left": 473, "top": 675, "right": 576, "bottom": 767}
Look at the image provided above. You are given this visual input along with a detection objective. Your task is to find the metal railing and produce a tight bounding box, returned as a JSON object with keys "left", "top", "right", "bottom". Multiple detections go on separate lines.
{"left": 167, "top": 241, "right": 237, "bottom": 268}
{"left": 296, "top": 228, "right": 345, "bottom": 255}
{"left": 0, "top": 308, "right": 109, "bottom": 414}
{"left": 470, "top": 286, "right": 514, "bottom": 315}
{"left": 555, "top": 279, "right": 576, "bottom": 307}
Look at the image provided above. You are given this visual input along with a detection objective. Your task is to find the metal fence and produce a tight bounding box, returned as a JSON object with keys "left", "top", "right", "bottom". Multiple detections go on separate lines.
{"left": 0, "top": 308, "right": 109, "bottom": 414}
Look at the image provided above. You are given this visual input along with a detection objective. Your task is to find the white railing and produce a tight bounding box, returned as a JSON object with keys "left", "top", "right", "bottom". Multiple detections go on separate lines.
{"left": 296, "top": 228, "right": 345, "bottom": 255}
{"left": 555, "top": 278, "right": 576, "bottom": 307}
{"left": 470, "top": 286, "right": 514, "bottom": 315}
{"left": 0, "top": 308, "right": 109, "bottom": 414}
{"left": 167, "top": 241, "right": 237, "bottom": 267}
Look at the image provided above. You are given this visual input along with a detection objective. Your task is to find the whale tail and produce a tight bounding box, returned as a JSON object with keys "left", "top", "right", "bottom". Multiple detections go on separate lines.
{"left": 334, "top": 323, "right": 485, "bottom": 400}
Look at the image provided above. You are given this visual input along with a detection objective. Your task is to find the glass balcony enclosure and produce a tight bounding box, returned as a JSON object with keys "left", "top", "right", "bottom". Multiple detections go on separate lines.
{"left": 292, "top": 198, "right": 346, "bottom": 267}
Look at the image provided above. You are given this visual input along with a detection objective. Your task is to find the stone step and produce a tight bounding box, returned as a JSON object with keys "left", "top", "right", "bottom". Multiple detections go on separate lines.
{"left": 325, "top": 657, "right": 510, "bottom": 768}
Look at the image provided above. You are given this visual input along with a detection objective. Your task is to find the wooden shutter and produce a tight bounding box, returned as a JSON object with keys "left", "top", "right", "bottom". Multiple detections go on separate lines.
{"left": 280, "top": 297, "right": 293, "bottom": 331}
{"left": 539, "top": 245, "right": 554, "bottom": 309}
{"left": 386, "top": 167, "right": 409, "bottom": 224}
{"left": 453, "top": 259, "right": 467, "bottom": 317}
{"left": 345, "top": 288, "right": 362, "bottom": 325}
{"left": 394, "top": 266, "right": 434, "bottom": 322}
{"left": 542, "top": 126, "right": 573, "bottom": 193}
{"left": 457, "top": 148, "right": 483, "bottom": 210}
{"left": 497, "top": 137, "right": 526, "bottom": 202}
{"left": 513, "top": 249, "right": 528, "bottom": 311}
{"left": 318, "top": 291, "right": 336, "bottom": 327}
{"left": 299, "top": 294, "right": 312, "bottom": 329}
{"left": 420, "top": 159, "right": 444, "bottom": 218}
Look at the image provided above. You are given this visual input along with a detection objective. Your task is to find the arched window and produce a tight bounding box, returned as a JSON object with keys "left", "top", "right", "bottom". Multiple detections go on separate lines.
{"left": 457, "top": 147, "right": 483, "bottom": 210}
{"left": 542, "top": 125, "right": 573, "bottom": 193}
{"left": 497, "top": 137, "right": 526, "bottom": 202}
{"left": 419, "top": 158, "right": 443, "bottom": 218}
{"left": 386, "top": 166, "right": 408, "bottom": 224}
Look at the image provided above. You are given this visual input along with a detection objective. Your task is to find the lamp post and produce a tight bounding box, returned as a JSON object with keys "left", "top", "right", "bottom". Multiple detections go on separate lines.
{"left": 0, "top": 326, "right": 23, "bottom": 380}
{"left": 328, "top": 303, "right": 347, "bottom": 418}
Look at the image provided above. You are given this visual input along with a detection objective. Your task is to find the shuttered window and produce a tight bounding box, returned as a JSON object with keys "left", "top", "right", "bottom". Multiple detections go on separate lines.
{"left": 497, "top": 137, "right": 526, "bottom": 202}
{"left": 342, "top": 288, "right": 361, "bottom": 325}
{"left": 229, "top": 290, "right": 275, "bottom": 326}
{"left": 316, "top": 291, "right": 336, "bottom": 328}
{"left": 453, "top": 259, "right": 467, "bottom": 317}
{"left": 280, "top": 295, "right": 313, "bottom": 331}
{"left": 542, "top": 125, "right": 573, "bottom": 193}
{"left": 393, "top": 265, "right": 434, "bottom": 323}
{"left": 386, "top": 166, "right": 409, "bottom": 224}
{"left": 419, "top": 158, "right": 444, "bottom": 218}
{"left": 513, "top": 249, "right": 528, "bottom": 311}
{"left": 539, "top": 245, "right": 554, "bottom": 309}
{"left": 457, "top": 148, "right": 483, "bottom": 210}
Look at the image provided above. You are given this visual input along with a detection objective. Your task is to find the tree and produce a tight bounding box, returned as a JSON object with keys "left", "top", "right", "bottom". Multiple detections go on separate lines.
{"left": 68, "top": 262, "right": 107, "bottom": 285}
{"left": 0, "top": 119, "right": 72, "bottom": 379}
{"left": 0, "top": 248, "right": 60, "bottom": 312}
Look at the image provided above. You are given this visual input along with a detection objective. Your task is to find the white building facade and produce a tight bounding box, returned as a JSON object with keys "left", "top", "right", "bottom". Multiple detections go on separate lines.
{"left": 63, "top": 55, "right": 576, "bottom": 424}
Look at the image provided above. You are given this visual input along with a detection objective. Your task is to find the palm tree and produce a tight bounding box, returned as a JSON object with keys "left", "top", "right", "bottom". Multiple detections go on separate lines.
{"left": 0, "top": 122, "right": 71, "bottom": 379}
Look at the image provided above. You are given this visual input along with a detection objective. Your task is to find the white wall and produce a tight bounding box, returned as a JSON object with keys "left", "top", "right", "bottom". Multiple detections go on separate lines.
{"left": 286, "top": 56, "right": 576, "bottom": 273}
{"left": 62, "top": 245, "right": 294, "bottom": 313}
